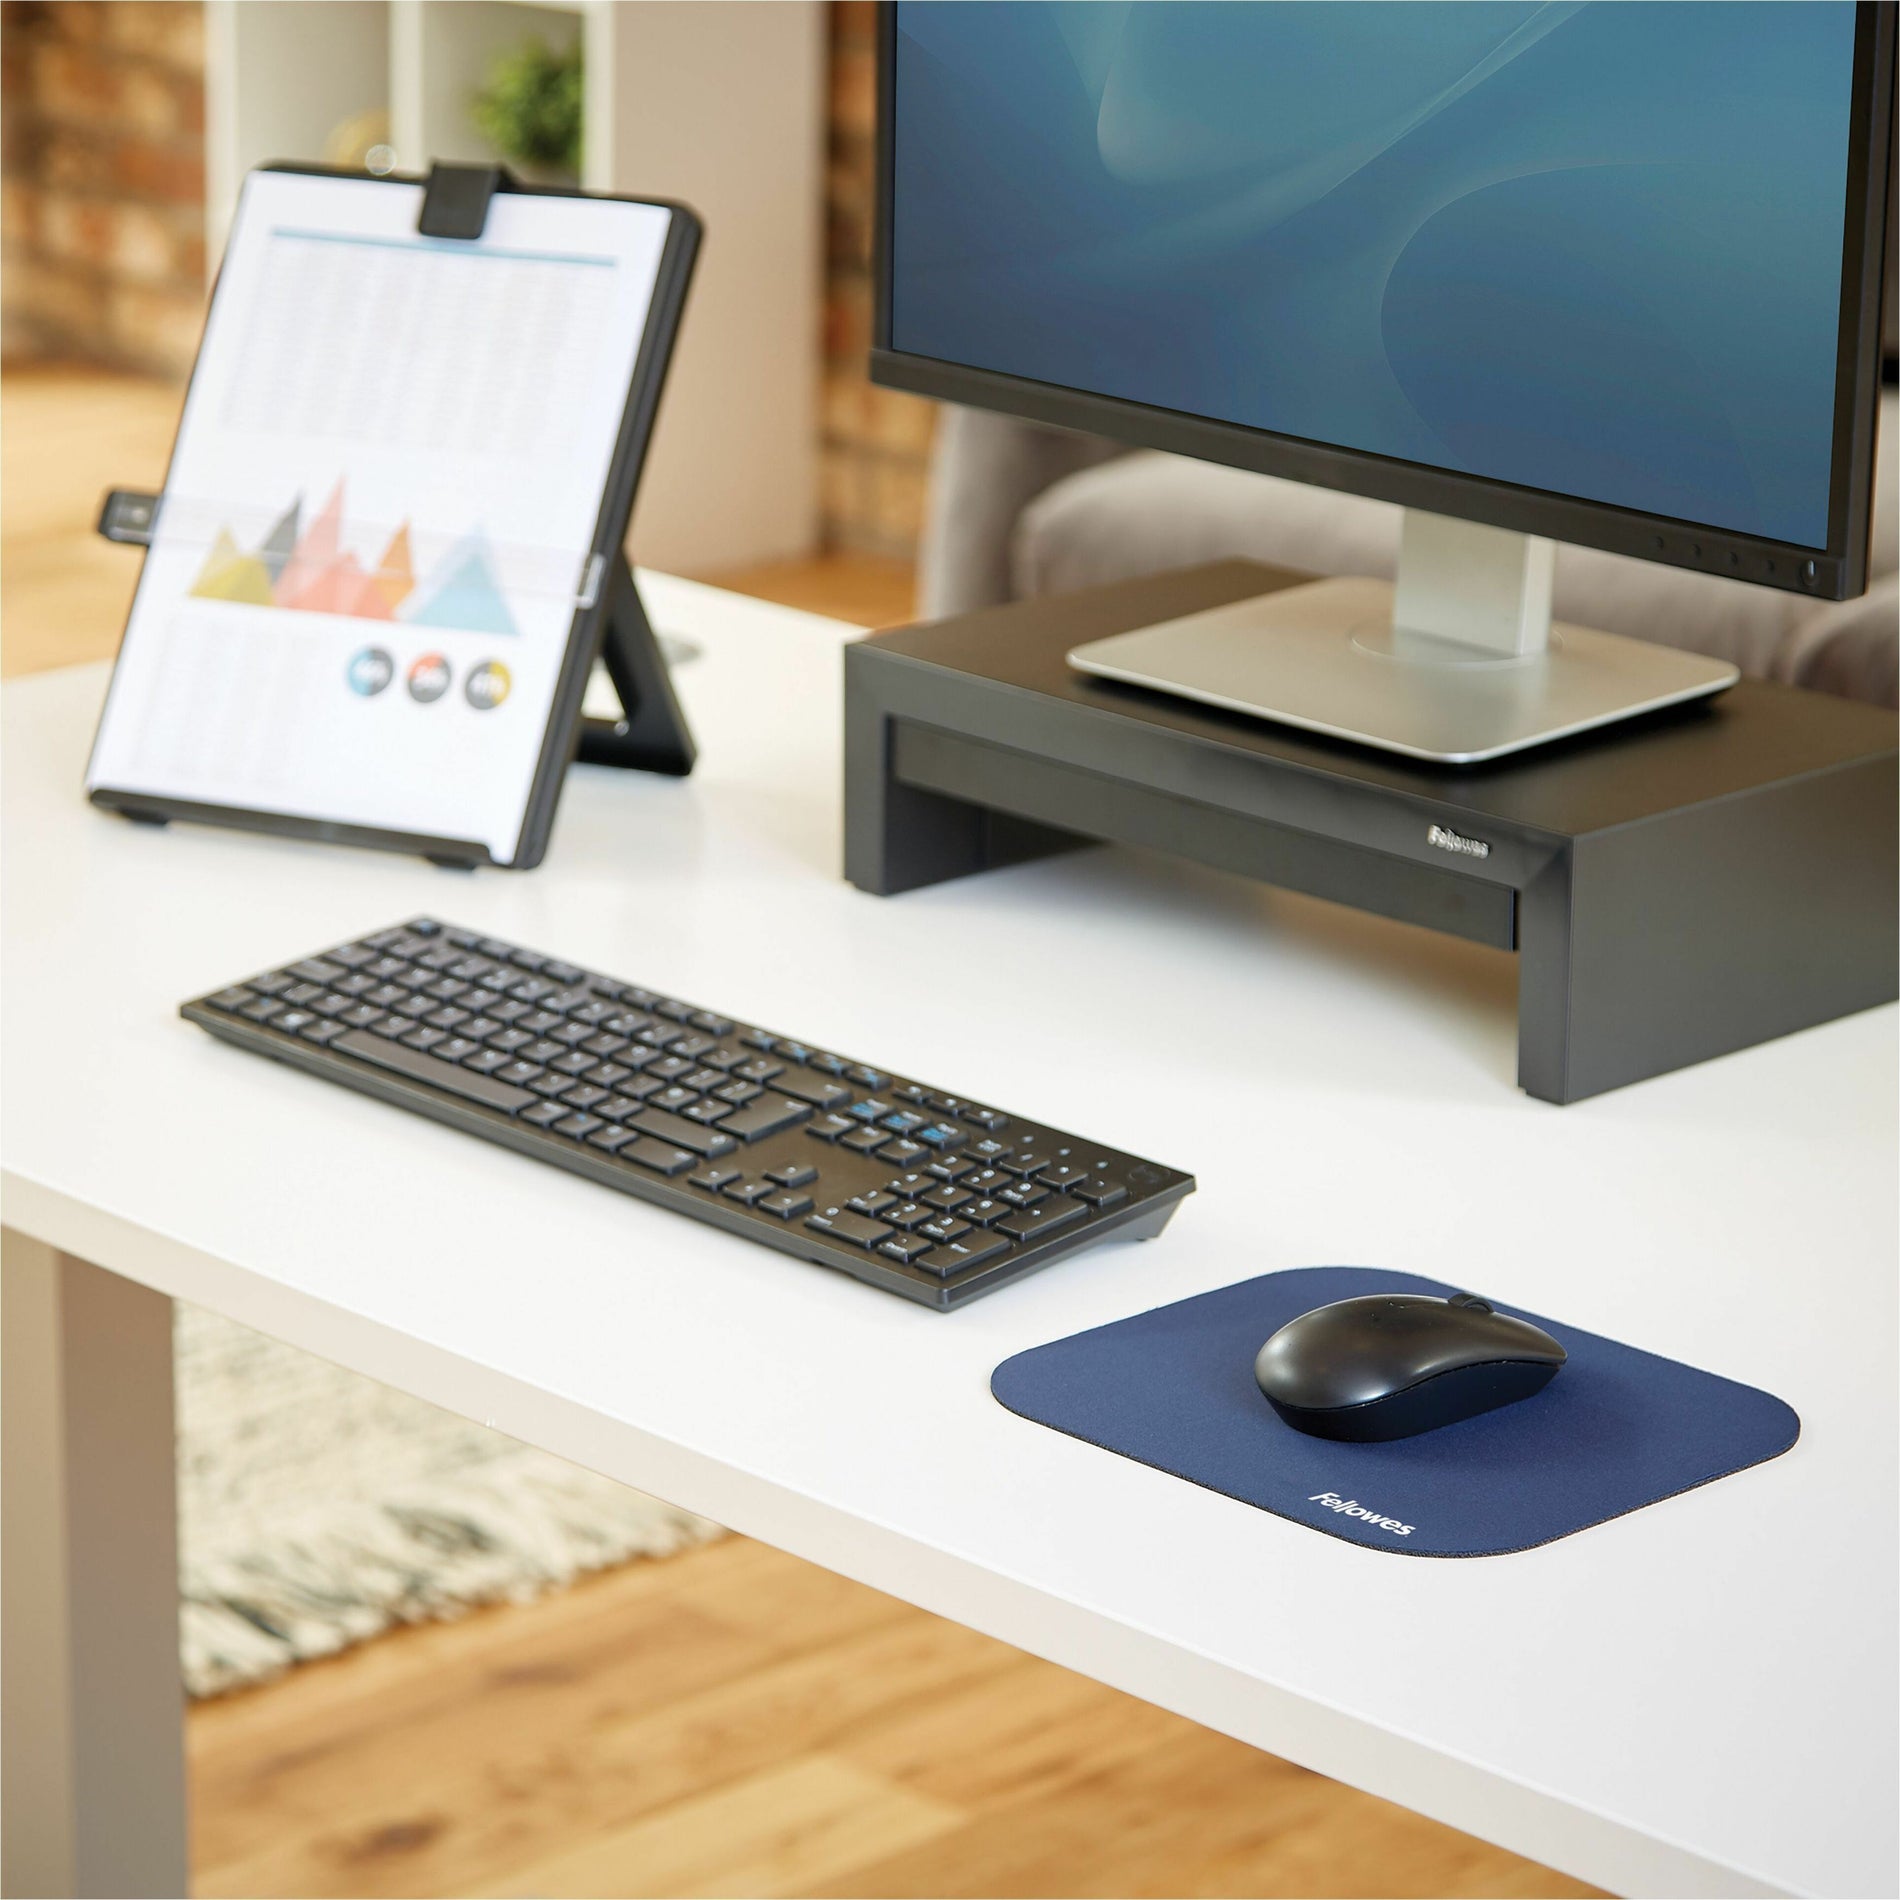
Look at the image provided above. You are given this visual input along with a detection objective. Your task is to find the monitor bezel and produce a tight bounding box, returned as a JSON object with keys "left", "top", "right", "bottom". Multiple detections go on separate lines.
{"left": 871, "top": 1, "right": 1895, "bottom": 604}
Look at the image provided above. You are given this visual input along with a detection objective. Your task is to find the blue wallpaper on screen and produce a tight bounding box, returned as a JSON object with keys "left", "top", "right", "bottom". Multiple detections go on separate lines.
{"left": 891, "top": 2, "right": 1857, "bottom": 547}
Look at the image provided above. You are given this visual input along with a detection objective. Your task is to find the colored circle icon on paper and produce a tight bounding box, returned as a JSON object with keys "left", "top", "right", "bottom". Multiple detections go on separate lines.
{"left": 407, "top": 653, "right": 451, "bottom": 703}
{"left": 465, "top": 660, "right": 511, "bottom": 711}
{"left": 346, "top": 646, "right": 393, "bottom": 697}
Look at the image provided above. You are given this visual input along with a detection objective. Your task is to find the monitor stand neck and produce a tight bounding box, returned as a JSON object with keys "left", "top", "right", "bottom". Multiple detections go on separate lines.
{"left": 1391, "top": 510, "right": 1554, "bottom": 660}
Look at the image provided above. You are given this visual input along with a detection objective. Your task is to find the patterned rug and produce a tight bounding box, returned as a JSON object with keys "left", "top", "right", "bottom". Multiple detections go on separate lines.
{"left": 175, "top": 1303, "right": 724, "bottom": 1697}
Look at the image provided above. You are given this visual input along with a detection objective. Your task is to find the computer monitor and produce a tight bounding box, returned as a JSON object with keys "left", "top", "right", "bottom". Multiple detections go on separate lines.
{"left": 873, "top": 2, "right": 1895, "bottom": 763}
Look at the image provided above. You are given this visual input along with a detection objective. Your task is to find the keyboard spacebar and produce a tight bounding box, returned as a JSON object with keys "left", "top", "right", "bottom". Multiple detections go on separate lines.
{"left": 335, "top": 1028, "right": 535, "bottom": 1112}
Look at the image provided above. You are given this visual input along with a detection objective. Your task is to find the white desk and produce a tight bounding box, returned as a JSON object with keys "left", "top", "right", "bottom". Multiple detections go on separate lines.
{"left": 3, "top": 575, "right": 1895, "bottom": 1899}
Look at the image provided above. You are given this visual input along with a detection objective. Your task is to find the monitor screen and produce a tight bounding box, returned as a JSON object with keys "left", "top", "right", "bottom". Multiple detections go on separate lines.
{"left": 889, "top": 1, "right": 1862, "bottom": 550}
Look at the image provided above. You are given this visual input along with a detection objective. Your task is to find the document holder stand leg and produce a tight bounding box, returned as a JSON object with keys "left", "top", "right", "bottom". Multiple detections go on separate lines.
{"left": 577, "top": 555, "right": 695, "bottom": 776}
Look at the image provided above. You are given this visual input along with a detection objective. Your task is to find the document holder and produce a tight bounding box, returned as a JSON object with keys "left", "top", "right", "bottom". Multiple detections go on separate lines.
{"left": 90, "top": 161, "right": 697, "bottom": 869}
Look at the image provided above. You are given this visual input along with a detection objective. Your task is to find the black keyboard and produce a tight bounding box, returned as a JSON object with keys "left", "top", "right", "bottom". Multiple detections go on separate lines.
{"left": 182, "top": 918, "right": 1193, "bottom": 1309}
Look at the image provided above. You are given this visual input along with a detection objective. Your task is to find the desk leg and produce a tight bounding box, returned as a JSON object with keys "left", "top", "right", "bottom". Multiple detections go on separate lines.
{"left": 2, "top": 1231, "right": 188, "bottom": 1899}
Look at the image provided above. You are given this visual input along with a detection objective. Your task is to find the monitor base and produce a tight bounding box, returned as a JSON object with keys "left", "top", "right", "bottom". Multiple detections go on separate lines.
{"left": 1067, "top": 575, "right": 1740, "bottom": 765}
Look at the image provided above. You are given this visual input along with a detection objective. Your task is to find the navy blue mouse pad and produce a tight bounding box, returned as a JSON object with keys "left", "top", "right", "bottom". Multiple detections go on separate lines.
{"left": 991, "top": 1268, "right": 1799, "bottom": 1556}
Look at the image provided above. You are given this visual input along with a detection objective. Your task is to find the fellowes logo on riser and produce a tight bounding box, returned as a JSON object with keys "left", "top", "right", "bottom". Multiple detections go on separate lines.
{"left": 1426, "top": 823, "right": 1490, "bottom": 859}
{"left": 1309, "top": 1491, "right": 1414, "bottom": 1536}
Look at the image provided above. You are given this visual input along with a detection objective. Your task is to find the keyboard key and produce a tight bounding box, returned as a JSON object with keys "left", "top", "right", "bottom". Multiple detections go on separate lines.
{"left": 997, "top": 1196, "right": 1086, "bottom": 1242}
{"left": 423, "top": 1007, "right": 468, "bottom": 1032}
{"left": 551, "top": 1022, "right": 594, "bottom": 1047}
{"left": 766, "top": 1162, "right": 818, "bottom": 1188}
{"left": 683, "top": 1099, "right": 733, "bottom": 1125}
{"left": 309, "top": 992, "right": 353, "bottom": 1017}
{"left": 562, "top": 1084, "right": 610, "bottom": 1110}
{"left": 759, "top": 1190, "right": 813, "bottom": 1221}
{"left": 922, "top": 1185, "right": 971, "bottom": 1211}
{"left": 880, "top": 1140, "right": 928, "bottom": 1166}
{"left": 807, "top": 1114, "right": 856, "bottom": 1143}
{"left": 700, "top": 1045, "right": 745, "bottom": 1072}
{"left": 964, "top": 1108, "right": 1009, "bottom": 1132}
{"left": 805, "top": 1209, "right": 892, "bottom": 1250}
{"left": 918, "top": 1216, "right": 970, "bottom": 1243}
{"left": 518, "top": 1101, "right": 566, "bottom": 1127}
{"left": 649, "top": 1085, "right": 700, "bottom": 1113}
{"left": 715, "top": 1080, "right": 762, "bottom": 1106}
{"left": 298, "top": 1018, "right": 347, "bottom": 1046}
{"left": 847, "top": 1098, "right": 892, "bottom": 1123}
{"left": 808, "top": 1053, "right": 847, "bottom": 1075}
{"left": 776, "top": 1073, "right": 852, "bottom": 1111}
{"left": 205, "top": 987, "right": 256, "bottom": 1012}
{"left": 552, "top": 1051, "right": 598, "bottom": 1077}
{"left": 1074, "top": 1180, "right": 1128, "bottom": 1208}
{"left": 722, "top": 1178, "right": 772, "bottom": 1206}
{"left": 582, "top": 1033, "right": 629, "bottom": 1058}
{"left": 554, "top": 1114, "right": 603, "bottom": 1139}
{"left": 623, "top": 1138, "right": 695, "bottom": 1176}
{"left": 591, "top": 1063, "right": 636, "bottom": 1089}
{"left": 340, "top": 1003, "right": 387, "bottom": 1029}
{"left": 878, "top": 1235, "right": 934, "bottom": 1265}
{"left": 740, "top": 1030, "right": 776, "bottom": 1051}
{"left": 960, "top": 1198, "right": 1012, "bottom": 1226}
{"left": 734, "top": 1058, "right": 784, "bottom": 1085}
{"left": 239, "top": 996, "right": 284, "bottom": 1021}
{"left": 690, "top": 1165, "right": 742, "bottom": 1191}
{"left": 522, "top": 1039, "right": 566, "bottom": 1064}
{"left": 646, "top": 1055, "right": 693, "bottom": 1082}
{"left": 775, "top": 1041, "right": 814, "bottom": 1064}
{"left": 918, "top": 1235, "right": 1011, "bottom": 1277}
{"left": 283, "top": 982, "right": 325, "bottom": 1005}
{"left": 489, "top": 1029, "right": 533, "bottom": 1053}
{"left": 690, "top": 1011, "right": 733, "bottom": 1035}
{"left": 681, "top": 1068, "right": 725, "bottom": 1093}
{"left": 336, "top": 1028, "right": 536, "bottom": 1112}
{"left": 464, "top": 1049, "right": 510, "bottom": 1074}
{"left": 839, "top": 1127, "right": 885, "bottom": 1153}
{"left": 846, "top": 1190, "right": 898, "bottom": 1216}
{"left": 970, "top": 1139, "right": 1012, "bottom": 1164}
{"left": 886, "top": 1171, "right": 935, "bottom": 1198}
{"left": 288, "top": 958, "right": 344, "bottom": 983}
{"left": 530, "top": 1073, "right": 575, "bottom": 1098}
{"left": 587, "top": 1125, "right": 637, "bottom": 1154}
{"left": 959, "top": 1168, "right": 1009, "bottom": 1196}
{"left": 848, "top": 1065, "right": 887, "bottom": 1087}
{"left": 882, "top": 1202, "right": 933, "bottom": 1231}
{"left": 496, "top": 1060, "right": 545, "bottom": 1087}
{"left": 916, "top": 1124, "right": 966, "bottom": 1151}
{"left": 926, "top": 1157, "right": 975, "bottom": 1183}
{"left": 272, "top": 1009, "right": 316, "bottom": 1036}
{"left": 1036, "top": 1163, "right": 1091, "bottom": 1190}
{"left": 672, "top": 1035, "right": 719, "bottom": 1061}
{"left": 893, "top": 1084, "right": 931, "bottom": 1104}
{"left": 720, "top": 1094, "right": 811, "bottom": 1143}
{"left": 630, "top": 1107, "right": 737, "bottom": 1157}
{"left": 998, "top": 1182, "right": 1048, "bottom": 1210}
{"left": 594, "top": 1094, "right": 645, "bottom": 1122}
{"left": 403, "top": 1026, "right": 447, "bottom": 1052}
{"left": 880, "top": 1111, "right": 926, "bottom": 1135}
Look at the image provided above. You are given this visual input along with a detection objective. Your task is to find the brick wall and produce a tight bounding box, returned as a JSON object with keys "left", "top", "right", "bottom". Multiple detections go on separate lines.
{"left": 822, "top": 0, "right": 936, "bottom": 558}
{"left": 1, "top": 0, "right": 207, "bottom": 378}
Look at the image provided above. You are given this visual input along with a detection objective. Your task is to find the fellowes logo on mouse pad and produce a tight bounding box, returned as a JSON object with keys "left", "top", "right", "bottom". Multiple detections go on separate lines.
{"left": 990, "top": 1267, "right": 1800, "bottom": 1557}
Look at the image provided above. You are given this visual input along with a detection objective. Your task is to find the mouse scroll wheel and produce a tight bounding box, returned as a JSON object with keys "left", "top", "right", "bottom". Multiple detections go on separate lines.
{"left": 1447, "top": 1293, "right": 1494, "bottom": 1313}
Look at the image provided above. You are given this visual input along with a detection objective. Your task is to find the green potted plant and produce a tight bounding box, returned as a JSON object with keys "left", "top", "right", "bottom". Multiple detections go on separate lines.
{"left": 471, "top": 39, "right": 583, "bottom": 182}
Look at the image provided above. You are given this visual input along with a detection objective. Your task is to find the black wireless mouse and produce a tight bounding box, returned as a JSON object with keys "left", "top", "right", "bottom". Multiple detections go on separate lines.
{"left": 1253, "top": 1292, "right": 1566, "bottom": 1442}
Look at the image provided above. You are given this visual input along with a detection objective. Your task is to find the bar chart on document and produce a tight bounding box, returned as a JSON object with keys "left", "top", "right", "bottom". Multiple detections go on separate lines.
{"left": 86, "top": 169, "right": 673, "bottom": 861}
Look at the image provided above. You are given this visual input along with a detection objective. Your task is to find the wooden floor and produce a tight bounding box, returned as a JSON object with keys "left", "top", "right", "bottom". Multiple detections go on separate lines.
{"left": 3, "top": 364, "right": 1598, "bottom": 1900}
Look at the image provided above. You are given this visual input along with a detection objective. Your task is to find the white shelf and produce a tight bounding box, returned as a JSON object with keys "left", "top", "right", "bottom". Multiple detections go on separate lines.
{"left": 203, "top": 0, "right": 823, "bottom": 573}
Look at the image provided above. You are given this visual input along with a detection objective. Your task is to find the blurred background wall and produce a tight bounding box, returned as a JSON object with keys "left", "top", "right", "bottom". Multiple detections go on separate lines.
{"left": 0, "top": 0, "right": 939, "bottom": 572}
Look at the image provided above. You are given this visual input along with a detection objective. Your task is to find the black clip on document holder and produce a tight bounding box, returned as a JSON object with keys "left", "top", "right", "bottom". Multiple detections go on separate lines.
{"left": 95, "top": 161, "right": 697, "bottom": 869}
